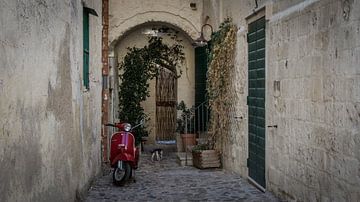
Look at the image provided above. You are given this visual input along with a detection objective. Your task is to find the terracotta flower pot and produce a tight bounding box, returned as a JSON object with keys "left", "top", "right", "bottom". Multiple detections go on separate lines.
{"left": 181, "top": 133, "right": 196, "bottom": 151}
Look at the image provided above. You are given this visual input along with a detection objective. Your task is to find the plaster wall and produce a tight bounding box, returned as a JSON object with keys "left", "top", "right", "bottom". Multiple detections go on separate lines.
{"left": 114, "top": 25, "right": 195, "bottom": 143}
{"left": 206, "top": 0, "right": 360, "bottom": 201}
{"left": 0, "top": 0, "right": 102, "bottom": 201}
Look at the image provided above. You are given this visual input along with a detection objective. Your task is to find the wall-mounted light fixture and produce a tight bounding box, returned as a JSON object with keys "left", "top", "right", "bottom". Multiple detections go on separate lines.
{"left": 192, "top": 23, "right": 213, "bottom": 47}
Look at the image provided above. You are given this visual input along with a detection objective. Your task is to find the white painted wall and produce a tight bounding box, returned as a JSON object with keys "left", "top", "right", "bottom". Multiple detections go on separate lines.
{"left": 0, "top": 0, "right": 102, "bottom": 201}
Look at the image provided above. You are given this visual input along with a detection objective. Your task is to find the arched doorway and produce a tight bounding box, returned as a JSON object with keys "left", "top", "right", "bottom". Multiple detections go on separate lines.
{"left": 113, "top": 22, "right": 196, "bottom": 144}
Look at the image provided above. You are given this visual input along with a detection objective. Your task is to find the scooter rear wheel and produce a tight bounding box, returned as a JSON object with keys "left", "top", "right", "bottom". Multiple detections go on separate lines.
{"left": 112, "top": 162, "right": 131, "bottom": 186}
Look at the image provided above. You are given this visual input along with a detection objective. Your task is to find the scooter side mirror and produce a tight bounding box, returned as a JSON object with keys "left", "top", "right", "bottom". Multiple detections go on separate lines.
{"left": 139, "top": 118, "right": 145, "bottom": 126}
{"left": 131, "top": 119, "right": 145, "bottom": 130}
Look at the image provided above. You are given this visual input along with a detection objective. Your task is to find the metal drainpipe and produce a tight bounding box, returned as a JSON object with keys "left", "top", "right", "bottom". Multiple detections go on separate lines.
{"left": 101, "top": 0, "right": 109, "bottom": 164}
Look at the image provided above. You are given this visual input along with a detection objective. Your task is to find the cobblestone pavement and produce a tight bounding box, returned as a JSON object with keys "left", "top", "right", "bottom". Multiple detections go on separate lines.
{"left": 85, "top": 152, "right": 279, "bottom": 202}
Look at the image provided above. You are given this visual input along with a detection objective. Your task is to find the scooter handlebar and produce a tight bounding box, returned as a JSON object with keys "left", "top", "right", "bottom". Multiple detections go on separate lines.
{"left": 105, "top": 123, "right": 116, "bottom": 127}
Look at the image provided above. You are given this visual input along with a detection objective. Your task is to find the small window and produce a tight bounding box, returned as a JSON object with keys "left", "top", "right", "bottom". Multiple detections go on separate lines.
{"left": 83, "top": 7, "right": 98, "bottom": 90}
{"left": 83, "top": 9, "right": 90, "bottom": 90}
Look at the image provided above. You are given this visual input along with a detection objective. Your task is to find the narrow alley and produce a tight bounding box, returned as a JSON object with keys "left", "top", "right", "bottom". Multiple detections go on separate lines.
{"left": 85, "top": 148, "right": 278, "bottom": 202}
{"left": 1, "top": 0, "right": 360, "bottom": 201}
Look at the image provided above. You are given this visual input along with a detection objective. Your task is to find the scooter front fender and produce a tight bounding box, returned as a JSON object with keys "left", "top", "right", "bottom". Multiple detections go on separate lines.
{"left": 111, "top": 153, "right": 135, "bottom": 167}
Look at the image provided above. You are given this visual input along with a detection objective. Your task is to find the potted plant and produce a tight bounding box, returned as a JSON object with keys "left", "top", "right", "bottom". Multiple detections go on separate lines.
{"left": 176, "top": 101, "right": 196, "bottom": 152}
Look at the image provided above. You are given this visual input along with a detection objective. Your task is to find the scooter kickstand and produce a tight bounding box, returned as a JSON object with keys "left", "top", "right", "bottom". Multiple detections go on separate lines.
{"left": 133, "top": 170, "right": 136, "bottom": 183}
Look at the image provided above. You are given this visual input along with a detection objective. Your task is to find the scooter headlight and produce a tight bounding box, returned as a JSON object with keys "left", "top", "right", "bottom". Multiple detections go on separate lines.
{"left": 124, "top": 123, "right": 131, "bottom": 132}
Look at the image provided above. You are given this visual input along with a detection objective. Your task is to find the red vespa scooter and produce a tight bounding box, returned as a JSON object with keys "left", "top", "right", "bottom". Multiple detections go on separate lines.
{"left": 105, "top": 121, "right": 142, "bottom": 186}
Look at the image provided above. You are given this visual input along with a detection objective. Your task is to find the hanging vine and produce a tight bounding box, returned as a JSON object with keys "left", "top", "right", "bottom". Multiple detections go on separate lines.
{"left": 206, "top": 19, "right": 237, "bottom": 150}
{"left": 118, "top": 36, "right": 184, "bottom": 145}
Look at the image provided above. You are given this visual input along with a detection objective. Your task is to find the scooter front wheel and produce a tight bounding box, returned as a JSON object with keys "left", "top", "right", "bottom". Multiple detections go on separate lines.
{"left": 112, "top": 162, "right": 131, "bottom": 186}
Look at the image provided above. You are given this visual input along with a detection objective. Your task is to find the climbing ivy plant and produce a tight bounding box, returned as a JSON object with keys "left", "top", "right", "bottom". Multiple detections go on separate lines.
{"left": 206, "top": 19, "right": 237, "bottom": 150}
{"left": 118, "top": 36, "right": 184, "bottom": 145}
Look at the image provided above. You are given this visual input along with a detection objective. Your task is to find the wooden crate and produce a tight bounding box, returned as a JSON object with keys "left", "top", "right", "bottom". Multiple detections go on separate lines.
{"left": 192, "top": 150, "right": 221, "bottom": 169}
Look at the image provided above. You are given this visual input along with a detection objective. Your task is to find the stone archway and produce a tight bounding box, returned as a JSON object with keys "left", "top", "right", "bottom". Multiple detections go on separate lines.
{"left": 109, "top": 11, "right": 200, "bottom": 51}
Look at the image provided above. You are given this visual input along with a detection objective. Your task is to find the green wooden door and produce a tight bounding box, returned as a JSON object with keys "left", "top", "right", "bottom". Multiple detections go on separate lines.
{"left": 247, "top": 17, "right": 266, "bottom": 188}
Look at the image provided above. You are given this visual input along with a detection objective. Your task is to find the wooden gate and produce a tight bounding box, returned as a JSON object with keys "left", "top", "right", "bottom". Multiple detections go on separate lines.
{"left": 156, "top": 67, "right": 177, "bottom": 140}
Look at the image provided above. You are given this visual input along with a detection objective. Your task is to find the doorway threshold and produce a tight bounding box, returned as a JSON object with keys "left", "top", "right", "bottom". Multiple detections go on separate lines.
{"left": 247, "top": 176, "right": 266, "bottom": 193}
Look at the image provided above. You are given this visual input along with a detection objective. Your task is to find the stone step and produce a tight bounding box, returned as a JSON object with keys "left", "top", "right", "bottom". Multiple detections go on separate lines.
{"left": 176, "top": 152, "right": 193, "bottom": 166}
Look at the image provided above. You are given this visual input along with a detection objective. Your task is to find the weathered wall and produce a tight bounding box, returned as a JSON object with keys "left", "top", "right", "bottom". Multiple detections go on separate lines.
{"left": 267, "top": 0, "right": 360, "bottom": 201}
{"left": 206, "top": 0, "right": 360, "bottom": 201}
{"left": 114, "top": 25, "right": 195, "bottom": 143}
{"left": 0, "top": 0, "right": 102, "bottom": 201}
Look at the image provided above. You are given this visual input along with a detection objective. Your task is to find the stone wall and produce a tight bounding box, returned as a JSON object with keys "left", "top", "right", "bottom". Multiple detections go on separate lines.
{"left": 0, "top": 0, "right": 103, "bottom": 201}
{"left": 267, "top": 0, "right": 360, "bottom": 201}
{"left": 207, "top": 0, "right": 360, "bottom": 201}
